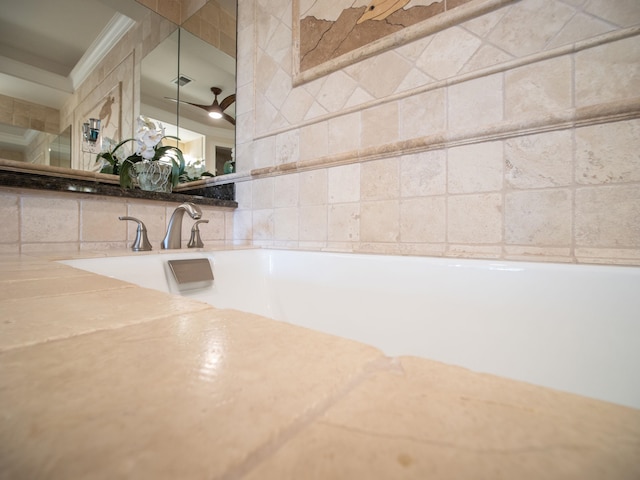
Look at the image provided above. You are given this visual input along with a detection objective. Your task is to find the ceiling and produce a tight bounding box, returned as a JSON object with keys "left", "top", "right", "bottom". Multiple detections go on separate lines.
{"left": 0, "top": 0, "right": 147, "bottom": 108}
{"left": 0, "top": 0, "right": 236, "bottom": 149}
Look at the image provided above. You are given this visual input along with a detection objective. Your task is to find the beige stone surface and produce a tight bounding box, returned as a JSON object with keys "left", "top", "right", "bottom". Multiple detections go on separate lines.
{"left": 21, "top": 196, "right": 80, "bottom": 243}
{"left": 233, "top": 209, "right": 253, "bottom": 241}
{"left": 505, "top": 130, "right": 573, "bottom": 189}
{"left": 299, "top": 204, "right": 327, "bottom": 241}
{"left": 328, "top": 112, "right": 361, "bottom": 155}
{"left": 575, "top": 119, "right": 640, "bottom": 185}
{"left": 461, "top": 43, "right": 514, "bottom": 73}
{"left": 244, "top": 357, "right": 640, "bottom": 479}
{"left": 328, "top": 203, "right": 360, "bottom": 242}
{"left": 505, "top": 189, "right": 572, "bottom": 246}
{"left": 448, "top": 73, "right": 503, "bottom": 134}
{"left": 199, "top": 209, "right": 227, "bottom": 242}
{"left": 0, "top": 281, "right": 210, "bottom": 351}
{"left": 399, "top": 89, "right": 446, "bottom": 141}
{"left": 299, "top": 169, "right": 328, "bottom": 206}
{"left": 360, "top": 200, "right": 400, "bottom": 243}
{"left": 447, "top": 141, "right": 503, "bottom": 194}
{"left": 81, "top": 198, "right": 127, "bottom": 242}
{"left": 252, "top": 177, "right": 275, "bottom": 210}
{"left": 505, "top": 56, "right": 572, "bottom": 121}
{"left": 0, "top": 256, "right": 81, "bottom": 282}
{"left": 400, "top": 196, "right": 446, "bottom": 243}
{"left": 328, "top": 163, "right": 360, "bottom": 204}
{"left": 252, "top": 208, "right": 274, "bottom": 241}
{"left": 299, "top": 122, "right": 329, "bottom": 161}
{"left": 447, "top": 193, "right": 503, "bottom": 244}
{"left": 575, "top": 36, "right": 640, "bottom": 108}
{"left": 361, "top": 158, "right": 400, "bottom": 201}
{"left": 234, "top": 180, "right": 252, "bottom": 210}
{"left": 0, "top": 192, "right": 19, "bottom": 243}
{"left": 280, "top": 87, "right": 315, "bottom": 124}
{"left": 0, "top": 308, "right": 382, "bottom": 480}
{"left": 253, "top": 136, "right": 276, "bottom": 170}
{"left": 0, "top": 272, "right": 126, "bottom": 301}
{"left": 575, "top": 185, "right": 640, "bottom": 248}
{"left": 274, "top": 207, "right": 299, "bottom": 241}
{"left": 275, "top": 129, "right": 299, "bottom": 165}
{"left": 351, "top": 51, "right": 412, "bottom": 99}
{"left": 361, "top": 103, "right": 399, "bottom": 149}
{"left": 316, "top": 71, "right": 358, "bottom": 113}
{"left": 585, "top": 0, "right": 640, "bottom": 27}
{"left": 274, "top": 173, "right": 300, "bottom": 207}
{"left": 416, "top": 26, "right": 481, "bottom": 80}
{"left": 487, "top": 0, "right": 574, "bottom": 57}
{"left": 400, "top": 150, "right": 446, "bottom": 197}
{"left": 546, "top": 12, "right": 614, "bottom": 49}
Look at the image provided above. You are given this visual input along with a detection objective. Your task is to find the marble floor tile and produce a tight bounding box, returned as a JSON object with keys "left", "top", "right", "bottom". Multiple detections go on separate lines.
{"left": 244, "top": 357, "right": 640, "bottom": 479}
{"left": 0, "top": 310, "right": 382, "bottom": 479}
{"left": 0, "top": 283, "right": 211, "bottom": 351}
{"left": 0, "top": 274, "right": 128, "bottom": 301}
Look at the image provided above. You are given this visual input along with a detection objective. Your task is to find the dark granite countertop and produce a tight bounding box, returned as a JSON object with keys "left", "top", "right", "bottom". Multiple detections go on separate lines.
{"left": 0, "top": 164, "right": 237, "bottom": 208}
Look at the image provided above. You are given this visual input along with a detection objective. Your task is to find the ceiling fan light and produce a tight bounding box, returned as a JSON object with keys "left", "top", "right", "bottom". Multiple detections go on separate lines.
{"left": 209, "top": 111, "right": 223, "bottom": 119}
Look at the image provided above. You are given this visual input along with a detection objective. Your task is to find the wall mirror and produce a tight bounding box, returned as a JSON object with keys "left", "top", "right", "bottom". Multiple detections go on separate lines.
{"left": 0, "top": 0, "right": 236, "bottom": 197}
{"left": 141, "top": 24, "right": 236, "bottom": 178}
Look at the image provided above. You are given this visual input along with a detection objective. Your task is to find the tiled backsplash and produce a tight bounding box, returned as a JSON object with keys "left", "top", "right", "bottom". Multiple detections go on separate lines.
{"left": 0, "top": 187, "right": 234, "bottom": 254}
{"left": 232, "top": 0, "right": 640, "bottom": 265}
{"left": 1, "top": 0, "right": 637, "bottom": 264}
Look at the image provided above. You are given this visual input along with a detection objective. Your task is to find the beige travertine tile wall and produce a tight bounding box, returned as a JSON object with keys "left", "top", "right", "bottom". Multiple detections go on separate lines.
{"left": 136, "top": 0, "right": 206, "bottom": 25}
{"left": 233, "top": 0, "right": 640, "bottom": 265}
{"left": 0, "top": 187, "right": 234, "bottom": 254}
{"left": 0, "top": 93, "right": 59, "bottom": 135}
{"left": 181, "top": 0, "right": 237, "bottom": 58}
{"left": 136, "top": 0, "right": 237, "bottom": 60}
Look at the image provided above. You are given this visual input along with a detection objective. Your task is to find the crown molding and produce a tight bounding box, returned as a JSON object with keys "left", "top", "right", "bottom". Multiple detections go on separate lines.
{"left": 69, "top": 13, "right": 135, "bottom": 90}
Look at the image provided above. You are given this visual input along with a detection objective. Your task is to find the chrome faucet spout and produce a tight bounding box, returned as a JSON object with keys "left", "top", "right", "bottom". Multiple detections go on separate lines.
{"left": 161, "top": 202, "right": 202, "bottom": 249}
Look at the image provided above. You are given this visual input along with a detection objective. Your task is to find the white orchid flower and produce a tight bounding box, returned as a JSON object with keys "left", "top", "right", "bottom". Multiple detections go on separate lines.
{"left": 133, "top": 117, "right": 166, "bottom": 160}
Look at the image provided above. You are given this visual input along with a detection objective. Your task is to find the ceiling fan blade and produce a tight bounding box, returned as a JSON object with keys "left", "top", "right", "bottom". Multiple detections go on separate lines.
{"left": 164, "top": 96, "right": 211, "bottom": 110}
{"left": 220, "top": 94, "right": 236, "bottom": 111}
{"left": 164, "top": 89, "right": 235, "bottom": 125}
{"left": 186, "top": 102, "right": 214, "bottom": 111}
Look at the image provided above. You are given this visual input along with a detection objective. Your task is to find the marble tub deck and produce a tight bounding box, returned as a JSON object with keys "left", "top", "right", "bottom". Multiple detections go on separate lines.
{"left": 0, "top": 252, "right": 639, "bottom": 479}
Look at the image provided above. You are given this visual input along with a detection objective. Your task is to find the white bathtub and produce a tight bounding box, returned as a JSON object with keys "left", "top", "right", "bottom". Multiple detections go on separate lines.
{"left": 60, "top": 249, "right": 640, "bottom": 409}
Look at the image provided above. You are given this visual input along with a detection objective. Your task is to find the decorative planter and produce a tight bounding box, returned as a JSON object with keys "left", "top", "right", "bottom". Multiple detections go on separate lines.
{"left": 132, "top": 161, "right": 172, "bottom": 193}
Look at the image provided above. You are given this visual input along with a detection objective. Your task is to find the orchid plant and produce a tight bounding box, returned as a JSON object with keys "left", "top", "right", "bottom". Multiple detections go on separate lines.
{"left": 97, "top": 116, "right": 185, "bottom": 189}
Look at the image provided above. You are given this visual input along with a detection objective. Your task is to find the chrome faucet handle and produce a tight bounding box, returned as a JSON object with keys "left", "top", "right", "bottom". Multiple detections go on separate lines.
{"left": 119, "top": 216, "right": 153, "bottom": 252}
{"left": 187, "top": 219, "right": 209, "bottom": 248}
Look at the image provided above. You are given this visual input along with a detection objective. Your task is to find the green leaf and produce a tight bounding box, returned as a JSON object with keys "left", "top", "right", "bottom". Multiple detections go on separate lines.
{"left": 112, "top": 137, "right": 136, "bottom": 153}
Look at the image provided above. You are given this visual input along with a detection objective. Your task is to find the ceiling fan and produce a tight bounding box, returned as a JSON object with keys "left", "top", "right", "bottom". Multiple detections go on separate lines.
{"left": 166, "top": 87, "right": 236, "bottom": 125}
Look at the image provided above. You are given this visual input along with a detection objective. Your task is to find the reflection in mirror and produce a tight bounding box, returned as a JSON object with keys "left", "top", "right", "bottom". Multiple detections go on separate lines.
{"left": 140, "top": 25, "right": 236, "bottom": 178}
{"left": 0, "top": 123, "right": 70, "bottom": 168}
{"left": 0, "top": 0, "right": 134, "bottom": 172}
{"left": 0, "top": 0, "right": 237, "bottom": 194}
{"left": 49, "top": 125, "right": 72, "bottom": 168}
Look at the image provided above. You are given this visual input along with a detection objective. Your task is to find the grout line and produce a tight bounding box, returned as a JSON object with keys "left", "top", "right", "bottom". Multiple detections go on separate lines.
{"left": 218, "top": 355, "right": 403, "bottom": 480}
{"left": 256, "top": 26, "right": 640, "bottom": 141}
{"left": 0, "top": 305, "right": 212, "bottom": 355}
{"left": 247, "top": 97, "right": 640, "bottom": 181}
